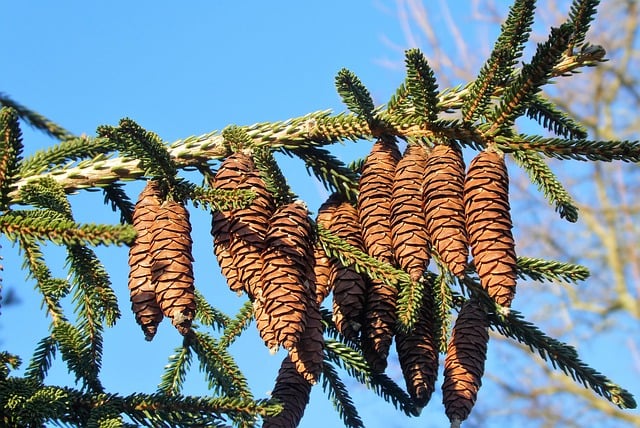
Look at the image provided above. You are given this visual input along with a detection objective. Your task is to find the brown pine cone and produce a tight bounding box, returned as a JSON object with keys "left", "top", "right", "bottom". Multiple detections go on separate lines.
{"left": 262, "top": 356, "right": 312, "bottom": 428}
{"left": 211, "top": 151, "right": 254, "bottom": 294}
{"left": 442, "top": 299, "right": 489, "bottom": 425}
{"left": 395, "top": 287, "right": 439, "bottom": 409}
{"left": 256, "top": 200, "right": 314, "bottom": 352}
{"left": 357, "top": 138, "right": 401, "bottom": 263}
{"left": 391, "top": 143, "right": 431, "bottom": 282}
{"left": 464, "top": 149, "right": 517, "bottom": 307}
{"left": 128, "top": 180, "right": 164, "bottom": 341}
{"left": 423, "top": 143, "right": 468, "bottom": 277}
{"left": 316, "top": 194, "right": 367, "bottom": 341}
{"left": 360, "top": 277, "right": 397, "bottom": 373}
{"left": 150, "top": 198, "right": 196, "bottom": 336}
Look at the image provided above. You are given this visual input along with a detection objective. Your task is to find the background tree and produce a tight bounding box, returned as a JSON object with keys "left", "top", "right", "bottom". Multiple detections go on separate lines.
{"left": 390, "top": 0, "right": 639, "bottom": 426}
{"left": 0, "top": 1, "right": 638, "bottom": 427}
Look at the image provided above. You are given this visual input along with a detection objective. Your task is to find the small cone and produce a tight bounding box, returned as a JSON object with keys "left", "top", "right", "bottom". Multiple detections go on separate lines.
{"left": 423, "top": 143, "right": 468, "bottom": 276}
{"left": 395, "top": 286, "right": 439, "bottom": 409}
{"left": 442, "top": 299, "right": 489, "bottom": 425}
{"left": 128, "top": 180, "right": 164, "bottom": 340}
{"left": 262, "top": 356, "right": 312, "bottom": 428}
{"left": 256, "top": 200, "right": 314, "bottom": 352}
{"left": 360, "top": 277, "right": 396, "bottom": 372}
{"left": 289, "top": 295, "right": 324, "bottom": 384}
{"left": 391, "top": 143, "right": 431, "bottom": 282}
{"left": 150, "top": 198, "right": 195, "bottom": 336}
{"left": 312, "top": 244, "right": 333, "bottom": 304}
{"left": 464, "top": 149, "right": 517, "bottom": 307}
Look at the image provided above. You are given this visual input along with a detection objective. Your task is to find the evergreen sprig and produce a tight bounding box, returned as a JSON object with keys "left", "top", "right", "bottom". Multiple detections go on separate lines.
{"left": 218, "top": 300, "right": 254, "bottom": 349}
{"left": 0, "top": 92, "right": 74, "bottom": 140}
{"left": 510, "top": 149, "right": 580, "bottom": 222}
{"left": 404, "top": 48, "right": 440, "bottom": 123}
{"left": 395, "top": 277, "right": 425, "bottom": 333}
{"left": 516, "top": 256, "right": 590, "bottom": 284}
{"left": 158, "top": 345, "right": 193, "bottom": 397}
{"left": 194, "top": 289, "right": 230, "bottom": 331}
{"left": 488, "top": 305, "right": 636, "bottom": 409}
{"left": 253, "top": 147, "right": 296, "bottom": 205}
{"left": 335, "top": 69, "right": 377, "bottom": 127}
{"left": 102, "top": 183, "right": 135, "bottom": 225}
{"left": 526, "top": 94, "right": 588, "bottom": 139}
{"left": 320, "top": 362, "right": 364, "bottom": 428}
{"left": 24, "top": 336, "right": 57, "bottom": 384}
{"left": 0, "top": 107, "right": 24, "bottom": 210}
{"left": 567, "top": 0, "right": 600, "bottom": 50}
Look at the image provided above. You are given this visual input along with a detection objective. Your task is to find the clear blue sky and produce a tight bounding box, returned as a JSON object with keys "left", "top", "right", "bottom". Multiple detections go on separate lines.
{"left": 1, "top": 1, "right": 637, "bottom": 427}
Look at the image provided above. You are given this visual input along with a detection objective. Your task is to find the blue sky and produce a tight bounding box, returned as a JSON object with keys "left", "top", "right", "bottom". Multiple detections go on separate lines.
{"left": 1, "top": 1, "right": 638, "bottom": 427}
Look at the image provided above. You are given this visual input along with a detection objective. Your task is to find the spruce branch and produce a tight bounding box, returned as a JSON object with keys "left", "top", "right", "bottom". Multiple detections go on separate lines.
{"left": 188, "top": 185, "right": 256, "bottom": 212}
{"left": 489, "top": 23, "right": 575, "bottom": 132}
{"left": 335, "top": 69, "right": 377, "bottom": 127}
{"left": 404, "top": 48, "right": 440, "bottom": 123}
{"left": 0, "top": 352, "right": 21, "bottom": 380}
{"left": 158, "top": 345, "right": 192, "bottom": 396}
{"left": 102, "top": 183, "right": 134, "bottom": 225}
{"left": 526, "top": 94, "right": 588, "bottom": 139}
{"left": 194, "top": 289, "right": 230, "bottom": 331}
{"left": 320, "top": 362, "right": 364, "bottom": 428}
{"left": 433, "top": 271, "right": 454, "bottom": 353}
{"left": 510, "top": 149, "right": 580, "bottom": 222}
{"left": 24, "top": 336, "right": 57, "bottom": 384}
{"left": 252, "top": 147, "right": 296, "bottom": 205}
{"left": 323, "top": 340, "right": 417, "bottom": 416}
{"left": 51, "top": 320, "right": 103, "bottom": 392}
{"left": 0, "top": 92, "right": 74, "bottom": 140}
{"left": 488, "top": 306, "right": 636, "bottom": 409}
{"left": 316, "top": 224, "right": 411, "bottom": 289}
{"left": 515, "top": 256, "right": 590, "bottom": 284}
{"left": 0, "top": 210, "right": 136, "bottom": 247}
{"left": 395, "top": 277, "right": 425, "bottom": 333}
{"left": 566, "top": 0, "right": 600, "bottom": 50}
{"left": 0, "top": 107, "right": 23, "bottom": 209}
{"left": 499, "top": 136, "right": 640, "bottom": 162}
{"left": 218, "top": 300, "right": 254, "bottom": 349}
{"left": 281, "top": 146, "right": 359, "bottom": 203}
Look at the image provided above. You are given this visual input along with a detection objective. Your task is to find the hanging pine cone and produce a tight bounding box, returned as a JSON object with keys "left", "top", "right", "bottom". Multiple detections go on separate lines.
{"left": 423, "top": 143, "right": 468, "bottom": 277}
{"left": 256, "top": 200, "right": 314, "bottom": 352}
{"left": 442, "top": 299, "right": 489, "bottom": 426}
{"left": 464, "top": 149, "right": 517, "bottom": 307}
{"left": 262, "top": 356, "right": 312, "bottom": 428}
{"left": 358, "top": 138, "right": 401, "bottom": 372}
{"left": 288, "top": 295, "right": 324, "bottom": 385}
{"left": 211, "top": 151, "right": 253, "bottom": 294}
{"left": 128, "top": 180, "right": 164, "bottom": 341}
{"left": 358, "top": 138, "right": 401, "bottom": 263}
{"left": 391, "top": 143, "right": 431, "bottom": 282}
{"left": 150, "top": 197, "right": 196, "bottom": 336}
{"left": 316, "top": 194, "right": 367, "bottom": 341}
{"left": 395, "top": 286, "right": 439, "bottom": 410}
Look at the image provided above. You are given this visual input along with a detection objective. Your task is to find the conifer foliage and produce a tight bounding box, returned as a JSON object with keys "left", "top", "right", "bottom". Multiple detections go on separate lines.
{"left": 1, "top": 1, "right": 638, "bottom": 427}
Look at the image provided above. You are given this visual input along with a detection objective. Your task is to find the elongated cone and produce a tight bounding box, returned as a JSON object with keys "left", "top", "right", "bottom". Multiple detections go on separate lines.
{"left": 423, "top": 143, "right": 468, "bottom": 276}
{"left": 211, "top": 151, "right": 275, "bottom": 299}
{"left": 128, "top": 180, "right": 164, "bottom": 341}
{"left": 358, "top": 138, "right": 401, "bottom": 263}
{"left": 358, "top": 138, "right": 401, "bottom": 372}
{"left": 395, "top": 285, "right": 438, "bottom": 410}
{"left": 256, "top": 200, "right": 314, "bottom": 352}
{"left": 316, "top": 194, "right": 367, "bottom": 341}
{"left": 464, "top": 149, "right": 517, "bottom": 307}
{"left": 150, "top": 198, "right": 195, "bottom": 336}
{"left": 391, "top": 143, "right": 431, "bottom": 282}
{"left": 211, "top": 152, "right": 253, "bottom": 294}
{"left": 263, "top": 356, "right": 312, "bottom": 428}
{"left": 442, "top": 299, "right": 489, "bottom": 425}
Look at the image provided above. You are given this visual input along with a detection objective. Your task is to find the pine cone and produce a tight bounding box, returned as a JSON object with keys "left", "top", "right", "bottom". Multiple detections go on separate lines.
{"left": 358, "top": 138, "right": 401, "bottom": 263}
{"left": 423, "top": 143, "right": 468, "bottom": 276}
{"left": 211, "top": 152, "right": 253, "bottom": 294}
{"left": 256, "top": 200, "right": 314, "bottom": 352}
{"left": 150, "top": 198, "right": 196, "bottom": 336}
{"left": 391, "top": 143, "right": 431, "bottom": 282}
{"left": 262, "top": 356, "right": 312, "bottom": 428}
{"left": 361, "top": 277, "right": 396, "bottom": 373}
{"left": 464, "top": 149, "right": 517, "bottom": 307}
{"left": 395, "top": 287, "right": 439, "bottom": 409}
{"left": 317, "top": 194, "right": 366, "bottom": 340}
{"left": 128, "top": 180, "right": 164, "bottom": 341}
{"left": 442, "top": 299, "right": 489, "bottom": 425}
